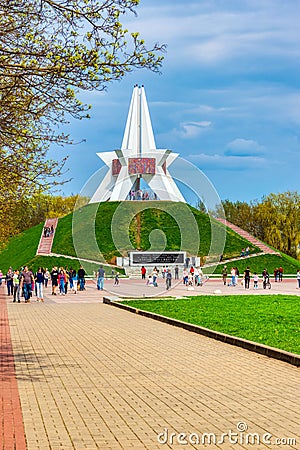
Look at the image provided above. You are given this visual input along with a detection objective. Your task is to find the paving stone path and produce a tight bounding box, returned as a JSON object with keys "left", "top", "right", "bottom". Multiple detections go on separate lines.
{"left": 2, "top": 283, "right": 299, "bottom": 449}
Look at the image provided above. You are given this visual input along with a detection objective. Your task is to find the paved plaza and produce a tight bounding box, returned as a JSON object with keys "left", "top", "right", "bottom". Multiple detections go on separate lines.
{"left": 1, "top": 279, "right": 300, "bottom": 449}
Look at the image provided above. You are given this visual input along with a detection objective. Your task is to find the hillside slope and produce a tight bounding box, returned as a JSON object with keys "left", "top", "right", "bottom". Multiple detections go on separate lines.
{"left": 0, "top": 201, "right": 298, "bottom": 275}
{"left": 52, "top": 201, "right": 262, "bottom": 262}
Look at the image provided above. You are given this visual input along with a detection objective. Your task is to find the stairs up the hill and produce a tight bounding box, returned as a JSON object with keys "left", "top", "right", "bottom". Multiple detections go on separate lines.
{"left": 36, "top": 218, "right": 58, "bottom": 255}
{"left": 216, "top": 218, "right": 280, "bottom": 255}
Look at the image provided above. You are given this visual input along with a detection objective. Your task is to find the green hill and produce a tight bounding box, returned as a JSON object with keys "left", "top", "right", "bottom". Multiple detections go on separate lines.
{"left": 0, "top": 201, "right": 298, "bottom": 275}
{"left": 52, "top": 201, "right": 261, "bottom": 262}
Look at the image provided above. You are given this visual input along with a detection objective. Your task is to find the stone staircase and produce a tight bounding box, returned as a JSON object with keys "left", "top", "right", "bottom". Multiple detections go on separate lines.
{"left": 216, "top": 218, "right": 280, "bottom": 255}
{"left": 36, "top": 218, "right": 58, "bottom": 255}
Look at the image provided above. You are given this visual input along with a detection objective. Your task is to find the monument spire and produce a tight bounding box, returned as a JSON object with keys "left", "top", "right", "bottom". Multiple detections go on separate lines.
{"left": 89, "top": 85, "right": 185, "bottom": 203}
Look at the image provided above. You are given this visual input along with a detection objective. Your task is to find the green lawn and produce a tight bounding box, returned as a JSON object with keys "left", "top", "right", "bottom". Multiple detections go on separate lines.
{"left": 122, "top": 295, "right": 300, "bottom": 354}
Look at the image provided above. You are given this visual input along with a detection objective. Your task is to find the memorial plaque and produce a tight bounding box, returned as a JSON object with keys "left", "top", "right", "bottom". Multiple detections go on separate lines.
{"left": 112, "top": 159, "right": 122, "bottom": 175}
{"left": 130, "top": 251, "right": 185, "bottom": 265}
{"left": 128, "top": 158, "right": 156, "bottom": 175}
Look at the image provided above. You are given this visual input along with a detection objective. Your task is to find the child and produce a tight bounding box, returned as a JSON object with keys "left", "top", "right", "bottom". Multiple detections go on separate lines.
{"left": 114, "top": 272, "right": 119, "bottom": 286}
{"left": 146, "top": 275, "right": 153, "bottom": 286}
{"left": 253, "top": 272, "right": 259, "bottom": 289}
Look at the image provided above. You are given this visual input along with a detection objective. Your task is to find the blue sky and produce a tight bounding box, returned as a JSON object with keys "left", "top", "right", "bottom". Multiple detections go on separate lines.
{"left": 52, "top": 0, "right": 300, "bottom": 202}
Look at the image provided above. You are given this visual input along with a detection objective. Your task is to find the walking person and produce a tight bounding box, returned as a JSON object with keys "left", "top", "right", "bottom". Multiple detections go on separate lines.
{"left": 141, "top": 266, "right": 146, "bottom": 280}
{"left": 72, "top": 271, "right": 78, "bottom": 294}
{"left": 5, "top": 268, "right": 14, "bottom": 296}
{"left": 64, "top": 270, "right": 69, "bottom": 294}
{"left": 113, "top": 272, "right": 119, "bottom": 286}
{"left": 244, "top": 266, "right": 251, "bottom": 289}
{"left": 174, "top": 265, "right": 179, "bottom": 280}
{"left": 44, "top": 268, "right": 50, "bottom": 288}
{"left": 222, "top": 265, "right": 228, "bottom": 286}
{"left": 20, "top": 266, "right": 34, "bottom": 303}
{"left": 35, "top": 267, "right": 45, "bottom": 302}
{"left": 97, "top": 265, "right": 105, "bottom": 291}
{"left": 68, "top": 268, "right": 74, "bottom": 291}
{"left": 166, "top": 269, "right": 172, "bottom": 290}
{"left": 194, "top": 267, "right": 200, "bottom": 286}
{"left": 297, "top": 270, "right": 300, "bottom": 289}
{"left": 262, "top": 268, "right": 270, "bottom": 289}
{"left": 78, "top": 265, "right": 86, "bottom": 291}
{"left": 13, "top": 269, "right": 20, "bottom": 302}
{"left": 152, "top": 268, "right": 158, "bottom": 287}
{"left": 229, "top": 267, "right": 236, "bottom": 286}
{"left": 58, "top": 269, "right": 66, "bottom": 295}
{"left": 51, "top": 266, "right": 59, "bottom": 295}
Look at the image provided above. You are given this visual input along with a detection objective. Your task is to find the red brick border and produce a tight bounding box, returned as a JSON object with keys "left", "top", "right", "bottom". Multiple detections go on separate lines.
{"left": 0, "top": 288, "right": 27, "bottom": 450}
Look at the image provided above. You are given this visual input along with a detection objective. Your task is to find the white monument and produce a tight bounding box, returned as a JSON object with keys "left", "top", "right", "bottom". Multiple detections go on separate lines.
{"left": 89, "top": 85, "right": 185, "bottom": 203}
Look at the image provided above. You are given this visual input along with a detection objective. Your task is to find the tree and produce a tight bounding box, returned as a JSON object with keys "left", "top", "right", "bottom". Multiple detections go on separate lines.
{"left": 0, "top": 0, "right": 165, "bottom": 244}
{"left": 221, "top": 199, "right": 256, "bottom": 233}
{"left": 1, "top": 1, "right": 165, "bottom": 149}
{"left": 254, "top": 192, "right": 300, "bottom": 258}
{"left": 222, "top": 192, "right": 300, "bottom": 259}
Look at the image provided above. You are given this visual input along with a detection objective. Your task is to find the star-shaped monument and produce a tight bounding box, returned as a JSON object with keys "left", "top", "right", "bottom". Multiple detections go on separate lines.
{"left": 90, "top": 85, "right": 185, "bottom": 203}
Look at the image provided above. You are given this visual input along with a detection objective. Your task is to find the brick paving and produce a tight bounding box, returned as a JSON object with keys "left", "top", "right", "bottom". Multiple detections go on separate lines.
{"left": 3, "top": 283, "right": 300, "bottom": 449}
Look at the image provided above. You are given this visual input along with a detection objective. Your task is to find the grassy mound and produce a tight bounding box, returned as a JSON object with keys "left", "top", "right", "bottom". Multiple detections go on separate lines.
{"left": 0, "top": 223, "right": 43, "bottom": 271}
{"left": 52, "top": 201, "right": 261, "bottom": 262}
{"left": 122, "top": 295, "right": 300, "bottom": 354}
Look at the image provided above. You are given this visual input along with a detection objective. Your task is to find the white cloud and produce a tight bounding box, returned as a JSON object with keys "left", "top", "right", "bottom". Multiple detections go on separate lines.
{"left": 175, "top": 121, "right": 212, "bottom": 139}
{"left": 127, "top": 2, "right": 300, "bottom": 67}
{"left": 189, "top": 152, "right": 265, "bottom": 171}
{"left": 225, "top": 138, "right": 265, "bottom": 157}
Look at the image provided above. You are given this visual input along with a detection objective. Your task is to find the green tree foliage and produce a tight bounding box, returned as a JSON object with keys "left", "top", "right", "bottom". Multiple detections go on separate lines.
{"left": 0, "top": 194, "right": 78, "bottom": 247}
{"left": 0, "top": 0, "right": 165, "bottom": 243}
{"left": 222, "top": 191, "right": 300, "bottom": 259}
{"left": 1, "top": 0, "right": 165, "bottom": 152}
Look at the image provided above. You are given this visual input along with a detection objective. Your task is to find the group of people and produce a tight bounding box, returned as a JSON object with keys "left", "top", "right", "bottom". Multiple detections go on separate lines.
{"left": 273, "top": 267, "right": 284, "bottom": 282}
{"left": 182, "top": 266, "right": 205, "bottom": 287}
{"left": 240, "top": 247, "right": 250, "bottom": 257}
{"left": 222, "top": 265, "right": 284, "bottom": 289}
{"left": 49, "top": 266, "right": 87, "bottom": 296}
{"left": 1, "top": 265, "right": 87, "bottom": 303}
{"left": 145, "top": 266, "right": 173, "bottom": 290}
{"left": 128, "top": 190, "right": 158, "bottom": 201}
{"left": 43, "top": 225, "right": 55, "bottom": 238}
{"left": 143, "top": 265, "right": 205, "bottom": 290}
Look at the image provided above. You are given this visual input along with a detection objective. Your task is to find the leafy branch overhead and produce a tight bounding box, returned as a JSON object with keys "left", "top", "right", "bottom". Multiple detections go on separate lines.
{"left": 0, "top": 0, "right": 165, "bottom": 193}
